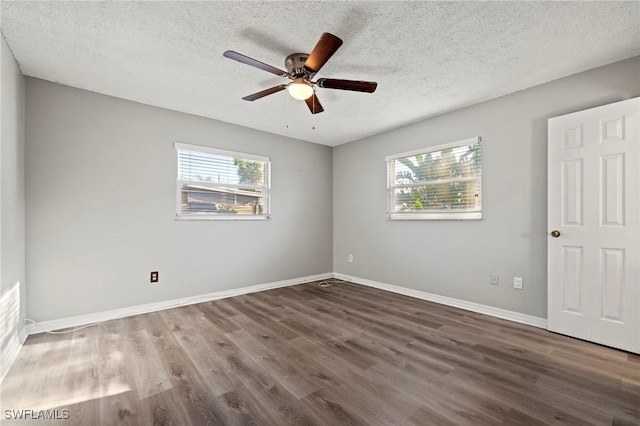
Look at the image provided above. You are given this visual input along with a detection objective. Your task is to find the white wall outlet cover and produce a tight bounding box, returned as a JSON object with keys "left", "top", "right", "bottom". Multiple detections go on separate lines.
{"left": 514, "top": 277, "right": 523, "bottom": 290}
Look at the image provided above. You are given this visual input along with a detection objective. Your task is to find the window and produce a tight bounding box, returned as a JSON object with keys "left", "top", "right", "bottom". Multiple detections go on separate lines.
{"left": 175, "top": 143, "right": 270, "bottom": 220}
{"left": 386, "top": 137, "right": 482, "bottom": 220}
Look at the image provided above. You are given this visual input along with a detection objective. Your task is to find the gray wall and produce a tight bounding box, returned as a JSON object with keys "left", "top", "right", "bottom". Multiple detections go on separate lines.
{"left": 333, "top": 56, "right": 640, "bottom": 318}
{"left": 26, "top": 78, "right": 333, "bottom": 322}
{"left": 0, "top": 35, "right": 26, "bottom": 378}
{"left": 19, "top": 54, "right": 640, "bottom": 325}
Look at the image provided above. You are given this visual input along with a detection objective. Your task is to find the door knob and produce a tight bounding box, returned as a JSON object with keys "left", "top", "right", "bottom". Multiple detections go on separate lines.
{"left": 550, "top": 230, "right": 561, "bottom": 238}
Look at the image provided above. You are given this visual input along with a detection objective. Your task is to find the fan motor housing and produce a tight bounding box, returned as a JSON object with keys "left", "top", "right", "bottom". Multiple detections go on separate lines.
{"left": 285, "top": 53, "right": 310, "bottom": 77}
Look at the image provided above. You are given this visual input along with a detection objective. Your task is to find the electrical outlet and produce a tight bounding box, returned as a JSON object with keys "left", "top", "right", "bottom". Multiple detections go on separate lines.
{"left": 490, "top": 274, "right": 499, "bottom": 286}
{"left": 150, "top": 271, "right": 159, "bottom": 283}
{"left": 513, "top": 276, "right": 523, "bottom": 290}
{"left": 348, "top": 254, "right": 353, "bottom": 263}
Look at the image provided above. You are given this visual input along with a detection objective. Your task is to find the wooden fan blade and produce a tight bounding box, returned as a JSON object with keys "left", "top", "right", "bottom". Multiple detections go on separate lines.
{"left": 305, "top": 93, "right": 324, "bottom": 114}
{"left": 223, "top": 51, "right": 288, "bottom": 77}
{"left": 317, "top": 78, "right": 377, "bottom": 93}
{"left": 242, "top": 85, "right": 287, "bottom": 101}
{"left": 303, "top": 33, "right": 343, "bottom": 74}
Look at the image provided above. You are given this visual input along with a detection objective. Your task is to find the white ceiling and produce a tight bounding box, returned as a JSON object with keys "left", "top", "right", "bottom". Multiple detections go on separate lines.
{"left": 1, "top": 1, "right": 639, "bottom": 146}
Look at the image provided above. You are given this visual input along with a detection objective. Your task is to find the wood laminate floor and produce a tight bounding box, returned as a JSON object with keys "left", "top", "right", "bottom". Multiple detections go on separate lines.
{"left": 1, "top": 281, "right": 639, "bottom": 425}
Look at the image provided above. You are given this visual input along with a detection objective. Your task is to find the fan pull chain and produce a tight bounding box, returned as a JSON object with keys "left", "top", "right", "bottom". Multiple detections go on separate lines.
{"left": 286, "top": 89, "right": 290, "bottom": 129}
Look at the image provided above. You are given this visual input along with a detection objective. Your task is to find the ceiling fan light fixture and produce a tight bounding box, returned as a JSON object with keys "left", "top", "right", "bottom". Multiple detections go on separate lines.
{"left": 287, "top": 79, "right": 314, "bottom": 100}
{"left": 224, "top": 32, "right": 376, "bottom": 113}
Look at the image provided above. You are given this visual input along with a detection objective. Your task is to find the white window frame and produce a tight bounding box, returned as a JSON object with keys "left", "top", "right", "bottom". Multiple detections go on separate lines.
{"left": 175, "top": 142, "right": 271, "bottom": 221}
{"left": 386, "top": 137, "right": 482, "bottom": 221}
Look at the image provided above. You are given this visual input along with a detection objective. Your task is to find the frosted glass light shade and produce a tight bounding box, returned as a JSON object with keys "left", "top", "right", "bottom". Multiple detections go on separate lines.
{"left": 287, "top": 80, "right": 314, "bottom": 100}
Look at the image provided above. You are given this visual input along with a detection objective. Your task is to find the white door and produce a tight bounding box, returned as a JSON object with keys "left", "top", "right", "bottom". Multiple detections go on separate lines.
{"left": 548, "top": 97, "right": 640, "bottom": 354}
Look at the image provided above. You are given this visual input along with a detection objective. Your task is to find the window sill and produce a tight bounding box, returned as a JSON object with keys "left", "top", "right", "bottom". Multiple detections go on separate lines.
{"left": 175, "top": 214, "right": 271, "bottom": 221}
{"left": 387, "top": 212, "right": 481, "bottom": 221}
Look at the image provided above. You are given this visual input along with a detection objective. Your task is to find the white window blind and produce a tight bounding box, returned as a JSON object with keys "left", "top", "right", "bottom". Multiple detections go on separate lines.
{"left": 386, "top": 137, "right": 482, "bottom": 220}
{"left": 175, "top": 143, "right": 270, "bottom": 220}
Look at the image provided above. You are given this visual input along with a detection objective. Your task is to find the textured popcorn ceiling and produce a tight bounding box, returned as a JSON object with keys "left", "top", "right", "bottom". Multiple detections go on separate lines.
{"left": 1, "top": 1, "right": 639, "bottom": 146}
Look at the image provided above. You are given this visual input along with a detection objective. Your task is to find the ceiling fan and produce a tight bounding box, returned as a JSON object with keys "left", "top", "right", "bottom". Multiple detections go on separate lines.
{"left": 223, "top": 32, "right": 377, "bottom": 114}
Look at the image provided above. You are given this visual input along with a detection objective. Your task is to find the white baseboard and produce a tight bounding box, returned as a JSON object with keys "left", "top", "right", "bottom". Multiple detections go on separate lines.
{"left": 26, "top": 273, "right": 332, "bottom": 335}
{"left": 1, "top": 326, "right": 28, "bottom": 384}
{"left": 24, "top": 271, "right": 547, "bottom": 336}
{"left": 333, "top": 273, "right": 548, "bottom": 329}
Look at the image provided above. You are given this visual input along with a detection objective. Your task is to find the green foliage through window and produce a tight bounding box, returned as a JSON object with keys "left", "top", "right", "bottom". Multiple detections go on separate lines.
{"left": 234, "top": 159, "right": 264, "bottom": 185}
